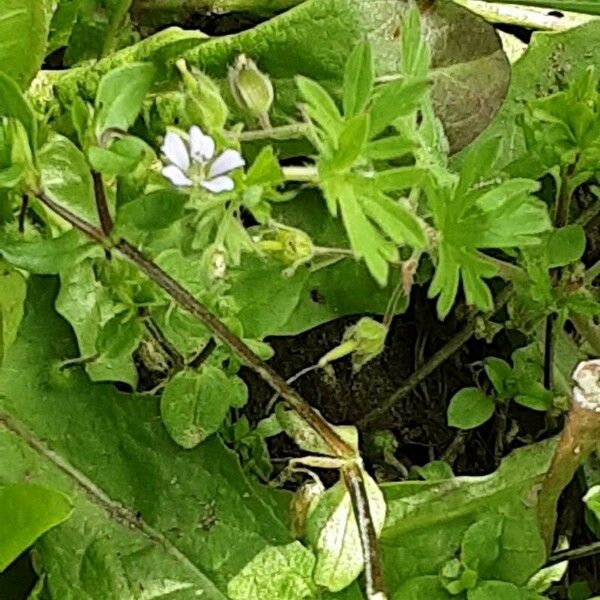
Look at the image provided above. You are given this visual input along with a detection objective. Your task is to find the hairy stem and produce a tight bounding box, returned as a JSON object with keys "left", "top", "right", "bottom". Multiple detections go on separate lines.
{"left": 33, "top": 188, "right": 387, "bottom": 597}
{"left": 359, "top": 286, "right": 512, "bottom": 429}
{"left": 571, "top": 314, "right": 600, "bottom": 356}
{"left": 237, "top": 123, "right": 309, "bottom": 142}
{"left": 281, "top": 165, "right": 319, "bottom": 183}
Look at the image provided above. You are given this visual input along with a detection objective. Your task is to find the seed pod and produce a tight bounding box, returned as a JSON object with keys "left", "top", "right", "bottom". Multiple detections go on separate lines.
{"left": 228, "top": 54, "right": 274, "bottom": 127}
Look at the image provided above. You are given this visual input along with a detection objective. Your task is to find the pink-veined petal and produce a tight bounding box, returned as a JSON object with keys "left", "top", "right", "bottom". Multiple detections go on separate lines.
{"left": 189, "top": 125, "right": 215, "bottom": 161}
{"left": 162, "top": 165, "right": 193, "bottom": 187}
{"left": 208, "top": 149, "right": 245, "bottom": 178}
{"left": 161, "top": 132, "right": 190, "bottom": 171}
{"left": 201, "top": 176, "right": 234, "bottom": 193}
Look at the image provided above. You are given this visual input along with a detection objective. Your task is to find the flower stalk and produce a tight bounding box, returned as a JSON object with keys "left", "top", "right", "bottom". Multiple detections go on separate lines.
{"left": 538, "top": 359, "right": 600, "bottom": 553}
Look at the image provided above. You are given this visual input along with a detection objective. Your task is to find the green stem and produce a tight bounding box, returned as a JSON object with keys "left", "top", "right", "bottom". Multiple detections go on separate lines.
{"left": 237, "top": 123, "right": 308, "bottom": 142}
{"left": 584, "top": 259, "right": 600, "bottom": 285}
{"left": 570, "top": 314, "right": 600, "bottom": 355}
{"left": 282, "top": 165, "right": 319, "bottom": 183}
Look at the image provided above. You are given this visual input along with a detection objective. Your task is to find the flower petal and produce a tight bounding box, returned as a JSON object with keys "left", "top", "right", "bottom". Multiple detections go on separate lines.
{"left": 162, "top": 165, "right": 193, "bottom": 187}
{"left": 161, "top": 131, "right": 190, "bottom": 172}
{"left": 208, "top": 149, "right": 245, "bottom": 178}
{"left": 201, "top": 176, "right": 235, "bottom": 193}
{"left": 189, "top": 125, "right": 215, "bottom": 161}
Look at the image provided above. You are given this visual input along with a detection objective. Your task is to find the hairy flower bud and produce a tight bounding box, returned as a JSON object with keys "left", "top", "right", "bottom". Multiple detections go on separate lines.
{"left": 228, "top": 55, "right": 274, "bottom": 127}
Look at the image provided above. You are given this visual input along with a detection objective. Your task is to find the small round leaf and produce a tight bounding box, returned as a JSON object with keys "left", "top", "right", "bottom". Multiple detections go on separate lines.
{"left": 447, "top": 387, "right": 495, "bottom": 430}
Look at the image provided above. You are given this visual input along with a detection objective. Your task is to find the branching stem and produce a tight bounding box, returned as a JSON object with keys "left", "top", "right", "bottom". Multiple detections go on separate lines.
{"left": 33, "top": 186, "right": 387, "bottom": 598}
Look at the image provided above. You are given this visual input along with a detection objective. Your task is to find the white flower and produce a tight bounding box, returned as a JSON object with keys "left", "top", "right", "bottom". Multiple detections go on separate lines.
{"left": 161, "top": 126, "right": 245, "bottom": 193}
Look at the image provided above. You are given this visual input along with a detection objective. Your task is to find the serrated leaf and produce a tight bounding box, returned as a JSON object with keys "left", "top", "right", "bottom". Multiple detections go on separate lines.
{"left": 0, "top": 484, "right": 73, "bottom": 571}
{"left": 95, "top": 63, "right": 155, "bottom": 138}
{"left": 343, "top": 41, "right": 374, "bottom": 118}
{"left": 0, "top": 0, "right": 48, "bottom": 88}
{"left": 161, "top": 367, "right": 248, "bottom": 449}
{"left": 305, "top": 471, "right": 386, "bottom": 592}
{"left": 0, "top": 276, "right": 292, "bottom": 596}
{"left": 369, "top": 79, "right": 428, "bottom": 138}
{"left": 447, "top": 387, "right": 495, "bottom": 430}
{"left": 227, "top": 542, "right": 316, "bottom": 600}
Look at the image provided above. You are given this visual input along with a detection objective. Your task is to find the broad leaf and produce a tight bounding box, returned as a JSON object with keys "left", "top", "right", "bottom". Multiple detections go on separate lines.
{"left": 0, "top": 0, "right": 48, "bottom": 88}
{"left": 380, "top": 441, "right": 556, "bottom": 592}
{"left": 0, "top": 277, "right": 292, "bottom": 597}
{"left": 227, "top": 541, "right": 316, "bottom": 600}
{"left": 161, "top": 367, "right": 248, "bottom": 449}
{"left": 0, "top": 484, "right": 73, "bottom": 571}
{"left": 44, "top": 0, "right": 509, "bottom": 153}
{"left": 95, "top": 62, "right": 155, "bottom": 138}
{"left": 447, "top": 388, "right": 495, "bottom": 430}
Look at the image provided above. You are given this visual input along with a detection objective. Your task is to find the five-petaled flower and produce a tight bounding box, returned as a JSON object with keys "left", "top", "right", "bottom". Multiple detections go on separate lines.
{"left": 161, "top": 126, "right": 245, "bottom": 193}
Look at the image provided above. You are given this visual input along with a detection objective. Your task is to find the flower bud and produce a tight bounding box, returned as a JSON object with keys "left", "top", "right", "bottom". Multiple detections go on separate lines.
{"left": 176, "top": 59, "right": 228, "bottom": 131}
{"left": 256, "top": 226, "right": 314, "bottom": 274}
{"left": 228, "top": 55, "right": 274, "bottom": 127}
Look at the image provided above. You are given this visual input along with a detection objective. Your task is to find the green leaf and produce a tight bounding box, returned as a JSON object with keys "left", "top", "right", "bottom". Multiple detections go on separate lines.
{"left": 89, "top": 313, "right": 144, "bottom": 387}
{"left": 227, "top": 542, "right": 316, "bottom": 600}
{"left": 467, "top": 580, "right": 524, "bottom": 600}
{"left": 95, "top": 63, "right": 155, "bottom": 138}
{"left": 47, "top": 0, "right": 84, "bottom": 55}
{"left": 116, "top": 189, "right": 187, "bottom": 234}
{"left": 0, "top": 230, "right": 100, "bottom": 274}
{"left": 0, "top": 276, "right": 292, "bottom": 596}
{"left": 514, "top": 382, "right": 553, "bottom": 412}
{"left": 447, "top": 388, "right": 495, "bottom": 430}
{"left": 483, "top": 357, "right": 514, "bottom": 397}
{"left": 461, "top": 513, "right": 503, "bottom": 574}
{"left": 296, "top": 76, "right": 343, "bottom": 151}
{"left": 546, "top": 224, "right": 586, "bottom": 268}
{"left": 0, "top": 264, "right": 26, "bottom": 365}
{"left": 0, "top": 484, "right": 73, "bottom": 571}
{"left": 38, "top": 135, "right": 99, "bottom": 227}
{"left": 161, "top": 367, "right": 248, "bottom": 449}
{"left": 455, "top": 21, "right": 600, "bottom": 172}
{"left": 393, "top": 576, "right": 452, "bottom": 600}
{"left": 329, "top": 113, "right": 369, "bottom": 172}
{"left": 44, "top": 0, "right": 509, "bottom": 153}
{"left": 369, "top": 79, "right": 428, "bottom": 137}
{"left": 381, "top": 440, "right": 555, "bottom": 592}
{"left": 0, "top": 0, "right": 48, "bottom": 88}
{"left": 0, "top": 72, "right": 37, "bottom": 148}
{"left": 343, "top": 41, "right": 374, "bottom": 118}
{"left": 305, "top": 471, "right": 386, "bottom": 592}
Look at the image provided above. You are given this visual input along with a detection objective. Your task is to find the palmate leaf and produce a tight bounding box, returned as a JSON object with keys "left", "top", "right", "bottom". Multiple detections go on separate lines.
{"left": 0, "top": 277, "right": 292, "bottom": 598}
{"left": 427, "top": 168, "right": 551, "bottom": 319}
